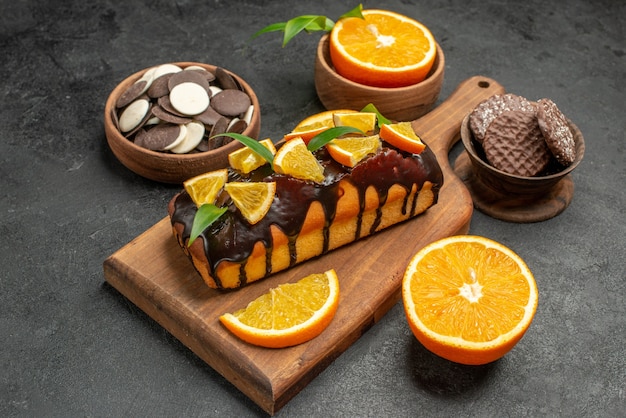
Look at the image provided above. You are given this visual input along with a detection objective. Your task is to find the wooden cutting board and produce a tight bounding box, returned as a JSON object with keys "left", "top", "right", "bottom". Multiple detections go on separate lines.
{"left": 103, "top": 76, "right": 505, "bottom": 415}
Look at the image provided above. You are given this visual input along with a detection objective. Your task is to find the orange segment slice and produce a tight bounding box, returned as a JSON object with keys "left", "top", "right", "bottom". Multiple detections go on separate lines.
{"left": 283, "top": 124, "right": 330, "bottom": 144}
{"left": 293, "top": 109, "right": 356, "bottom": 131}
{"left": 273, "top": 137, "right": 325, "bottom": 183}
{"left": 329, "top": 9, "right": 437, "bottom": 88}
{"left": 402, "top": 235, "right": 539, "bottom": 365}
{"left": 332, "top": 112, "right": 377, "bottom": 134}
{"left": 228, "top": 138, "right": 276, "bottom": 174}
{"left": 326, "top": 134, "right": 381, "bottom": 167}
{"left": 285, "top": 109, "right": 356, "bottom": 144}
{"left": 224, "top": 181, "right": 276, "bottom": 224}
{"left": 380, "top": 122, "right": 426, "bottom": 154}
{"left": 183, "top": 169, "right": 228, "bottom": 207}
{"left": 219, "top": 269, "right": 340, "bottom": 348}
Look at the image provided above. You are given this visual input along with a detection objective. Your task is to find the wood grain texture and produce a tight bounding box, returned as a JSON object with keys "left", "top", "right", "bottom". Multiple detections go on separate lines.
{"left": 454, "top": 152, "right": 575, "bottom": 222}
{"left": 103, "top": 76, "right": 505, "bottom": 415}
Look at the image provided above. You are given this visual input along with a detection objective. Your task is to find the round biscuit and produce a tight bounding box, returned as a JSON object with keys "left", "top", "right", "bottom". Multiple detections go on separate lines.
{"left": 536, "top": 98, "right": 576, "bottom": 166}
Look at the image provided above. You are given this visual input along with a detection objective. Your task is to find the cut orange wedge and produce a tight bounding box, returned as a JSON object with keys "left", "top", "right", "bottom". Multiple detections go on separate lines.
{"left": 293, "top": 109, "right": 356, "bottom": 131}
{"left": 224, "top": 181, "right": 276, "bottom": 225}
{"left": 219, "top": 269, "right": 340, "bottom": 348}
{"left": 402, "top": 235, "right": 539, "bottom": 365}
{"left": 285, "top": 109, "right": 355, "bottom": 144}
{"left": 380, "top": 122, "right": 426, "bottom": 154}
{"left": 332, "top": 112, "right": 377, "bottom": 134}
{"left": 183, "top": 169, "right": 228, "bottom": 207}
{"left": 329, "top": 9, "right": 437, "bottom": 88}
{"left": 273, "top": 137, "right": 325, "bottom": 183}
{"left": 228, "top": 138, "right": 276, "bottom": 174}
{"left": 283, "top": 124, "right": 330, "bottom": 144}
{"left": 326, "top": 134, "right": 381, "bottom": 167}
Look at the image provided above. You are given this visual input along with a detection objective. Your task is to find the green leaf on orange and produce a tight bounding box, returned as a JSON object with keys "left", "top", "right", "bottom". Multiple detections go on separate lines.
{"left": 306, "top": 126, "right": 364, "bottom": 152}
{"left": 253, "top": 4, "right": 364, "bottom": 47}
{"left": 339, "top": 4, "right": 364, "bottom": 20}
{"left": 213, "top": 132, "right": 275, "bottom": 170}
{"left": 360, "top": 103, "right": 392, "bottom": 127}
{"left": 188, "top": 204, "right": 228, "bottom": 246}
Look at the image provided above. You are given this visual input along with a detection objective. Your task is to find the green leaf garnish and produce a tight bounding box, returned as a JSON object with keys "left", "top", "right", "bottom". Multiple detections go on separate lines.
{"left": 253, "top": 4, "right": 364, "bottom": 47}
{"left": 360, "top": 103, "right": 392, "bottom": 127}
{"left": 188, "top": 204, "right": 228, "bottom": 246}
{"left": 252, "top": 22, "right": 287, "bottom": 37}
{"left": 339, "top": 4, "right": 365, "bottom": 20}
{"left": 307, "top": 126, "right": 363, "bottom": 152}
{"left": 283, "top": 16, "right": 334, "bottom": 46}
{"left": 212, "top": 132, "right": 275, "bottom": 170}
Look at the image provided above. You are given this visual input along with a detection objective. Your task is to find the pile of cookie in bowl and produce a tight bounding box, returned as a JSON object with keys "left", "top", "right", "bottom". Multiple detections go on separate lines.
{"left": 104, "top": 62, "right": 261, "bottom": 183}
{"left": 467, "top": 93, "right": 579, "bottom": 178}
{"left": 460, "top": 93, "right": 585, "bottom": 195}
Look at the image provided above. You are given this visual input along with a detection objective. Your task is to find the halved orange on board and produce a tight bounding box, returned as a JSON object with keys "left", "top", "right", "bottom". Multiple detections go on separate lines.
{"left": 402, "top": 235, "right": 538, "bottom": 365}
{"left": 329, "top": 9, "right": 437, "bottom": 87}
{"left": 219, "top": 269, "right": 340, "bottom": 348}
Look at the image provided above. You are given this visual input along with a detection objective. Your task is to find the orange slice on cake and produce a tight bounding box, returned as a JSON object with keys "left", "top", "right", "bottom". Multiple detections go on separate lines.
{"left": 326, "top": 134, "right": 381, "bottom": 167}
{"left": 224, "top": 181, "right": 276, "bottom": 225}
{"left": 380, "top": 122, "right": 426, "bottom": 154}
{"left": 273, "top": 137, "right": 325, "bottom": 183}
{"left": 183, "top": 169, "right": 228, "bottom": 207}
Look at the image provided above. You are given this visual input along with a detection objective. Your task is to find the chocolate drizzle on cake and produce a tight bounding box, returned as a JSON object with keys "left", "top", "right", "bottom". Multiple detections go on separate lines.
{"left": 171, "top": 142, "right": 443, "bottom": 288}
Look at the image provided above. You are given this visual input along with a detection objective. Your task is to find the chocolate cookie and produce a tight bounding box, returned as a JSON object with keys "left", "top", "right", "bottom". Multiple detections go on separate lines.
{"left": 469, "top": 93, "right": 536, "bottom": 143}
{"left": 483, "top": 110, "right": 551, "bottom": 177}
{"left": 210, "top": 89, "right": 251, "bottom": 117}
{"left": 536, "top": 98, "right": 576, "bottom": 166}
{"left": 135, "top": 123, "right": 186, "bottom": 151}
{"left": 114, "top": 63, "right": 255, "bottom": 154}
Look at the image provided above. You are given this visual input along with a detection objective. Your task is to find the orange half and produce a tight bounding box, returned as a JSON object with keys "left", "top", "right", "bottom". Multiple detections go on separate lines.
{"left": 402, "top": 235, "right": 538, "bottom": 365}
{"left": 329, "top": 9, "right": 437, "bottom": 88}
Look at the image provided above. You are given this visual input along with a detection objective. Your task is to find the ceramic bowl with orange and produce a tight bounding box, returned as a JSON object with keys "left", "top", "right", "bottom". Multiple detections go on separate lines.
{"left": 104, "top": 62, "right": 261, "bottom": 184}
{"left": 314, "top": 9, "right": 445, "bottom": 122}
{"left": 315, "top": 35, "right": 444, "bottom": 122}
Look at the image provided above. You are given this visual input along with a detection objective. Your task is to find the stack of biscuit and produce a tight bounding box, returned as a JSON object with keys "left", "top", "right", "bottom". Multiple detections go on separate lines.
{"left": 468, "top": 93, "right": 576, "bottom": 177}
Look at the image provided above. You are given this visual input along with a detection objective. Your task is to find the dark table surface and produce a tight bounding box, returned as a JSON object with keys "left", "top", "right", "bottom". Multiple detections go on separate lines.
{"left": 2, "top": 0, "right": 624, "bottom": 416}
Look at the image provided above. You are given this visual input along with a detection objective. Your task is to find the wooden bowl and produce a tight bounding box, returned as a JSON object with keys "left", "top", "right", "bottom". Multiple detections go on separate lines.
{"left": 314, "top": 34, "right": 445, "bottom": 121}
{"left": 460, "top": 114, "right": 585, "bottom": 195}
{"left": 456, "top": 113, "right": 585, "bottom": 222}
{"left": 104, "top": 62, "right": 261, "bottom": 184}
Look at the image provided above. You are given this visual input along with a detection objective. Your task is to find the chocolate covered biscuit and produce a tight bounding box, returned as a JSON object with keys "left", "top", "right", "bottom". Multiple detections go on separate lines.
{"left": 469, "top": 93, "right": 536, "bottom": 143}
{"left": 537, "top": 98, "right": 576, "bottom": 166}
{"left": 483, "top": 110, "right": 551, "bottom": 177}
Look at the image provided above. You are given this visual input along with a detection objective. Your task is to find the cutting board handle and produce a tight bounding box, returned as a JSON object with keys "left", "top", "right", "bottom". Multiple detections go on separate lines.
{"left": 412, "top": 76, "right": 505, "bottom": 161}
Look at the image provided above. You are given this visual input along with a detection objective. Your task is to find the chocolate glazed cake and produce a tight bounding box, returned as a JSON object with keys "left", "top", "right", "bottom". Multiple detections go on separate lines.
{"left": 168, "top": 143, "right": 443, "bottom": 289}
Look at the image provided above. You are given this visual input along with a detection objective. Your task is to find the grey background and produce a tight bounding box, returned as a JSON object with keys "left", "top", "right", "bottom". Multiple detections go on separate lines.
{"left": 1, "top": 0, "right": 624, "bottom": 416}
